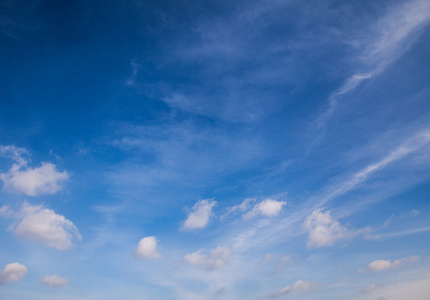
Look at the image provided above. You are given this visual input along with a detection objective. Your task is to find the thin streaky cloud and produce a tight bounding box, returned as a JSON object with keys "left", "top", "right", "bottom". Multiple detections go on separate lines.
{"left": 315, "top": 0, "right": 430, "bottom": 129}
{"left": 315, "top": 129, "right": 430, "bottom": 207}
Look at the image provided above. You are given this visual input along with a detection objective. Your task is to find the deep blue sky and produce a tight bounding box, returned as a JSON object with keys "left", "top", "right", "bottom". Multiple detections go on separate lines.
{"left": 1, "top": 0, "right": 430, "bottom": 299}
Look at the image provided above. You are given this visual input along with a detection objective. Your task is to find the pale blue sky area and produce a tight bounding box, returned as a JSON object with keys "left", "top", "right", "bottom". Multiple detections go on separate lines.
{"left": 1, "top": 0, "right": 430, "bottom": 299}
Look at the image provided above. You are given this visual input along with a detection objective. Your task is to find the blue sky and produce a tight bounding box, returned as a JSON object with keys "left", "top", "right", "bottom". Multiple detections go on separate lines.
{"left": 1, "top": 0, "right": 430, "bottom": 299}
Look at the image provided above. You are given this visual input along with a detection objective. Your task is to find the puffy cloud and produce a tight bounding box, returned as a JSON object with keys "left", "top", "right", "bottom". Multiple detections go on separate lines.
{"left": 40, "top": 274, "right": 68, "bottom": 286}
{"left": 267, "top": 280, "right": 320, "bottom": 298}
{"left": 134, "top": 236, "right": 162, "bottom": 259}
{"left": 182, "top": 199, "right": 216, "bottom": 230}
{"left": 359, "top": 256, "right": 419, "bottom": 273}
{"left": 0, "top": 262, "right": 27, "bottom": 284}
{"left": 184, "top": 246, "right": 230, "bottom": 270}
{"left": 7, "top": 203, "right": 81, "bottom": 250}
{"left": 244, "top": 199, "right": 286, "bottom": 219}
{"left": 303, "top": 209, "right": 351, "bottom": 248}
{"left": 0, "top": 145, "right": 69, "bottom": 196}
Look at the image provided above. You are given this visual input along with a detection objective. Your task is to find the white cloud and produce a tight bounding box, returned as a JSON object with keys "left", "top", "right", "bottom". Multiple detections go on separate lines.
{"left": 134, "top": 236, "right": 162, "bottom": 259}
{"left": 244, "top": 199, "right": 286, "bottom": 219}
{"left": 182, "top": 199, "right": 216, "bottom": 230}
{"left": 7, "top": 202, "right": 81, "bottom": 250}
{"left": 0, "top": 145, "right": 28, "bottom": 166}
{"left": 316, "top": 0, "right": 430, "bottom": 129}
{"left": 184, "top": 246, "right": 230, "bottom": 270}
{"left": 359, "top": 256, "right": 419, "bottom": 273}
{"left": 316, "top": 130, "right": 430, "bottom": 208}
{"left": 0, "top": 145, "right": 69, "bottom": 196}
{"left": 354, "top": 278, "right": 430, "bottom": 300}
{"left": 267, "top": 280, "right": 320, "bottom": 298}
{"left": 0, "top": 205, "right": 12, "bottom": 217}
{"left": 0, "top": 262, "right": 27, "bottom": 285}
{"left": 303, "top": 209, "right": 351, "bottom": 248}
{"left": 40, "top": 274, "right": 68, "bottom": 286}
{"left": 222, "top": 198, "right": 255, "bottom": 219}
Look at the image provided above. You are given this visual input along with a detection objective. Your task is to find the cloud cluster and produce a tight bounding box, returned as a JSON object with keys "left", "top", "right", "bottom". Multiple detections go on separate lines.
{"left": 184, "top": 246, "right": 230, "bottom": 270}
{"left": 40, "top": 274, "right": 68, "bottom": 286}
{"left": 0, "top": 262, "right": 27, "bottom": 285}
{"left": 267, "top": 280, "right": 320, "bottom": 298}
{"left": 7, "top": 202, "right": 81, "bottom": 250}
{"left": 244, "top": 199, "right": 286, "bottom": 219}
{"left": 134, "top": 236, "right": 162, "bottom": 259}
{"left": 182, "top": 199, "right": 216, "bottom": 230}
{"left": 359, "top": 256, "right": 419, "bottom": 273}
{"left": 303, "top": 209, "right": 351, "bottom": 248}
{"left": 0, "top": 145, "right": 69, "bottom": 196}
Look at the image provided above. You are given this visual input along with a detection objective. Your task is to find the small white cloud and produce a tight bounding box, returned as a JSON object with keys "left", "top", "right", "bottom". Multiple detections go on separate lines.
{"left": 360, "top": 283, "right": 384, "bottom": 293}
{"left": 184, "top": 246, "right": 230, "bottom": 270}
{"left": 267, "top": 280, "right": 320, "bottom": 298}
{"left": 359, "top": 256, "right": 419, "bottom": 273}
{"left": 0, "top": 162, "right": 69, "bottom": 196}
{"left": 0, "top": 262, "right": 27, "bottom": 284}
{"left": 303, "top": 209, "right": 351, "bottom": 248}
{"left": 0, "top": 145, "right": 69, "bottom": 196}
{"left": 134, "top": 236, "right": 162, "bottom": 259}
{"left": 7, "top": 202, "right": 81, "bottom": 250}
{"left": 182, "top": 199, "right": 216, "bottom": 230}
{"left": 244, "top": 199, "right": 286, "bottom": 219}
{"left": 40, "top": 274, "right": 68, "bottom": 286}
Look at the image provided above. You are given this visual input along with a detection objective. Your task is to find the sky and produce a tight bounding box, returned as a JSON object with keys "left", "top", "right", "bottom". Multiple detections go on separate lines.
{"left": 1, "top": 0, "right": 430, "bottom": 299}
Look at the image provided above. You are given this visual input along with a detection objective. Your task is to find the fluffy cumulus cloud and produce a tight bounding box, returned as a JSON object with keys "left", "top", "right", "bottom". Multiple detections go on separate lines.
{"left": 40, "top": 274, "right": 68, "bottom": 286}
{"left": 134, "top": 236, "right": 162, "bottom": 259}
{"left": 0, "top": 145, "right": 69, "bottom": 196}
{"left": 267, "top": 280, "right": 320, "bottom": 298}
{"left": 7, "top": 202, "right": 81, "bottom": 250}
{"left": 359, "top": 256, "right": 419, "bottom": 273}
{"left": 303, "top": 209, "right": 351, "bottom": 248}
{"left": 182, "top": 199, "right": 216, "bottom": 230}
{"left": 0, "top": 262, "right": 27, "bottom": 285}
{"left": 184, "top": 246, "right": 230, "bottom": 270}
{"left": 244, "top": 199, "right": 286, "bottom": 219}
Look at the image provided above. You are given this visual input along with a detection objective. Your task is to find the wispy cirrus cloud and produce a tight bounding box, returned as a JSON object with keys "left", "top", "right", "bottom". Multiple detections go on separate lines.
{"left": 267, "top": 280, "right": 321, "bottom": 298}
{"left": 315, "top": 129, "right": 430, "bottom": 208}
{"left": 315, "top": 0, "right": 430, "bottom": 129}
{"left": 184, "top": 246, "right": 230, "bottom": 271}
{"left": 359, "top": 283, "right": 384, "bottom": 293}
